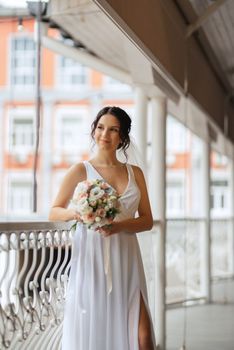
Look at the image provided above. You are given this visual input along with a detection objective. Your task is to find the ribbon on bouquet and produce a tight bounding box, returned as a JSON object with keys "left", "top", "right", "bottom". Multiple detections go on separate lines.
{"left": 75, "top": 223, "right": 87, "bottom": 314}
{"left": 103, "top": 236, "right": 112, "bottom": 294}
{"left": 74, "top": 223, "right": 112, "bottom": 313}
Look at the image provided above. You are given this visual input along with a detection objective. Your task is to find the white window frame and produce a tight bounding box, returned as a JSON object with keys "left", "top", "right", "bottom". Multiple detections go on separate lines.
{"left": 167, "top": 115, "right": 190, "bottom": 153}
{"left": 7, "top": 107, "right": 35, "bottom": 154}
{"left": 9, "top": 34, "right": 36, "bottom": 89}
{"left": 211, "top": 175, "right": 230, "bottom": 218}
{"left": 166, "top": 171, "right": 186, "bottom": 218}
{"left": 55, "top": 107, "right": 90, "bottom": 154}
{"left": 5, "top": 172, "right": 33, "bottom": 215}
{"left": 55, "top": 55, "right": 89, "bottom": 89}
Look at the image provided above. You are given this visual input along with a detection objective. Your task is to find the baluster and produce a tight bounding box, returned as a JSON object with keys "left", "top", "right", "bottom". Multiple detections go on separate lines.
{"left": 0, "top": 224, "right": 72, "bottom": 349}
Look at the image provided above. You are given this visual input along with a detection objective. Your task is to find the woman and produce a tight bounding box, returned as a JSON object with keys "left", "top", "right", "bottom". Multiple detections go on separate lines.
{"left": 49, "top": 106, "right": 156, "bottom": 350}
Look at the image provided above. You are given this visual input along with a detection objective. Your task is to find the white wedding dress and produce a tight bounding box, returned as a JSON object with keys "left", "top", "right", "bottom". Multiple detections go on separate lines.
{"left": 61, "top": 161, "right": 157, "bottom": 350}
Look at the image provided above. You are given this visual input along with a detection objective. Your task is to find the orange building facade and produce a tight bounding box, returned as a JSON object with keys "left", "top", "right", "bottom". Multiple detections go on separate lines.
{"left": 0, "top": 17, "right": 230, "bottom": 220}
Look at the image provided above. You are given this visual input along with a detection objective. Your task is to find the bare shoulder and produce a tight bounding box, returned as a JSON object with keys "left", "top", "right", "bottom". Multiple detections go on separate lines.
{"left": 71, "top": 162, "right": 86, "bottom": 175}
{"left": 50, "top": 162, "right": 87, "bottom": 209}
{"left": 64, "top": 162, "right": 87, "bottom": 183}
{"left": 130, "top": 164, "right": 145, "bottom": 179}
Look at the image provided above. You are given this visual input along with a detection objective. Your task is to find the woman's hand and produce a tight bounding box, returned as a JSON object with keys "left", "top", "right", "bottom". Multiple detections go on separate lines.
{"left": 95, "top": 222, "right": 120, "bottom": 237}
{"left": 73, "top": 212, "right": 81, "bottom": 222}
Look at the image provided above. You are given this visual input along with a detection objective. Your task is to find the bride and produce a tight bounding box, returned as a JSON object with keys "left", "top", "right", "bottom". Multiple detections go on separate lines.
{"left": 49, "top": 106, "right": 157, "bottom": 350}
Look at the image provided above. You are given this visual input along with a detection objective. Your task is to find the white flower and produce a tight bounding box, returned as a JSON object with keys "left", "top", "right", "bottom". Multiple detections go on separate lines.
{"left": 76, "top": 197, "right": 92, "bottom": 215}
{"left": 89, "top": 187, "right": 105, "bottom": 201}
{"left": 73, "top": 182, "right": 89, "bottom": 200}
{"left": 95, "top": 216, "right": 101, "bottom": 222}
{"left": 107, "top": 199, "right": 115, "bottom": 208}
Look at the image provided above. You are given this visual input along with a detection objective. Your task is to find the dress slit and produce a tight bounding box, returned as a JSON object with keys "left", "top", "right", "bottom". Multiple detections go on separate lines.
{"left": 61, "top": 161, "right": 157, "bottom": 349}
{"left": 128, "top": 288, "right": 140, "bottom": 350}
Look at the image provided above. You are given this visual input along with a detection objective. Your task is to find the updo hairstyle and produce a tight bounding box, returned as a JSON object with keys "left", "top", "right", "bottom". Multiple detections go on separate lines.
{"left": 91, "top": 106, "right": 132, "bottom": 159}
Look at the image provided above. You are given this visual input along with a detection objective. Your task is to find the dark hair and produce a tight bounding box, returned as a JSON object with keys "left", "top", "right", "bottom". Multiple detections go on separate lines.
{"left": 91, "top": 106, "right": 132, "bottom": 159}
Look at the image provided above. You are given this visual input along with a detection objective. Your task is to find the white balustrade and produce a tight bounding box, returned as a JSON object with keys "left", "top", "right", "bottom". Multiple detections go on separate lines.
{"left": 0, "top": 222, "right": 72, "bottom": 349}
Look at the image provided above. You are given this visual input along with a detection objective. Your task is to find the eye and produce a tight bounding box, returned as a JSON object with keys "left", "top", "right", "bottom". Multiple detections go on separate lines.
{"left": 111, "top": 128, "right": 119, "bottom": 132}
{"left": 97, "top": 125, "right": 103, "bottom": 130}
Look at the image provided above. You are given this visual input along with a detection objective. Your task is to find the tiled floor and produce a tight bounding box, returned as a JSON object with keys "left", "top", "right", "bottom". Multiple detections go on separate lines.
{"left": 166, "top": 280, "right": 234, "bottom": 350}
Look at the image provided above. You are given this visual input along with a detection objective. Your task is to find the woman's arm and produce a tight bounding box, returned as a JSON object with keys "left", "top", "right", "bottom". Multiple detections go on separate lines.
{"left": 48, "top": 163, "right": 86, "bottom": 221}
{"left": 98, "top": 166, "right": 153, "bottom": 236}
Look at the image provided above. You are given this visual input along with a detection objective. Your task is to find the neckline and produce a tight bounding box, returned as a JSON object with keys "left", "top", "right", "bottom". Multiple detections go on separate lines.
{"left": 86, "top": 161, "right": 130, "bottom": 198}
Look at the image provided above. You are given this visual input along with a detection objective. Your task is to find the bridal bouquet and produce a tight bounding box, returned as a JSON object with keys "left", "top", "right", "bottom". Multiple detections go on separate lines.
{"left": 71, "top": 179, "right": 120, "bottom": 229}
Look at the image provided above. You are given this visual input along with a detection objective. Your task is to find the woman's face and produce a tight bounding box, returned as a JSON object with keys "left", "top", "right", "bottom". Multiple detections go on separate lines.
{"left": 94, "top": 114, "right": 121, "bottom": 151}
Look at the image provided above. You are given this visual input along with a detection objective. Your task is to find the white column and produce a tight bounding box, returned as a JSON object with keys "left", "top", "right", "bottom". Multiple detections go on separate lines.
{"left": 229, "top": 155, "right": 234, "bottom": 275}
{"left": 151, "top": 96, "right": 167, "bottom": 350}
{"left": 41, "top": 102, "right": 53, "bottom": 216}
{"left": 134, "top": 87, "right": 148, "bottom": 172}
{"left": 200, "top": 140, "right": 211, "bottom": 302}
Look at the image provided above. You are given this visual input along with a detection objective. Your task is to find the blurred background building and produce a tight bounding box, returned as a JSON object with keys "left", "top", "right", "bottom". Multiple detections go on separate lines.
{"left": 0, "top": 1, "right": 234, "bottom": 349}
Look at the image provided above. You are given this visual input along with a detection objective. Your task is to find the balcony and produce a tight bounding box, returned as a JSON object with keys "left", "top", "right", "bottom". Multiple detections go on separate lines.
{"left": 0, "top": 219, "right": 233, "bottom": 349}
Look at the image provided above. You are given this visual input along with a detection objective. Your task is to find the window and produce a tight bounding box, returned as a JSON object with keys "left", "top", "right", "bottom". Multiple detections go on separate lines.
{"left": 166, "top": 180, "right": 185, "bottom": 216}
{"left": 9, "top": 181, "right": 32, "bottom": 214}
{"left": 60, "top": 116, "right": 83, "bottom": 150}
{"left": 10, "top": 36, "right": 36, "bottom": 87}
{"left": 57, "top": 56, "right": 88, "bottom": 87}
{"left": 214, "top": 153, "right": 228, "bottom": 167}
{"left": 10, "top": 116, "right": 34, "bottom": 151}
{"left": 167, "top": 116, "right": 188, "bottom": 152}
{"left": 56, "top": 108, "right": 90, "bottom": 158}
{"left": 211, "top": 180, "right": 228, "bottom": 211}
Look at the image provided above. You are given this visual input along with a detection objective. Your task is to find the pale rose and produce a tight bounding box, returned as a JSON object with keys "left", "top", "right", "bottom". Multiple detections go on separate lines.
{"left": 73, "top": 186, "right": 89, "bottom": 201}
{"left": 70, "top": 179, "right": 120, "bottom": 229}
{"left": 73, "top": 192, "right": 88, "bottom": 202}
{"left": 82, "top": 212, "right": 95, "bottom": 224}
{"left": 96, "top": 208, "right": 106, "bottom": 218}
{"left": 89, "top": 187, "right": 105, "bottom": 201}
{"left": 76, "top": 197, "right": 92, "bottom": 214}
{"left": 75, "top": 181, "right": 90, "bottom": 194}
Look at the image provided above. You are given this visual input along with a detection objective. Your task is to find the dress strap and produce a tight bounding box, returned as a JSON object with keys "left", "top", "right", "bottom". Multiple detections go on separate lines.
{"left": 126, "top": 164, "right": 135, "bottom": 181}
{"left": 82, "top": 160, "right": 90, "bottom": 180}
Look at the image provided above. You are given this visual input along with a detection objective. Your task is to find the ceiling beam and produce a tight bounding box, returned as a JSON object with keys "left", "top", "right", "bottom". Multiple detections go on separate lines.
{"left": 186, "top": 0, "right": 227, "bottom": 38}
{"left": 41, "top": 35, "right": 132, "bottom": 85}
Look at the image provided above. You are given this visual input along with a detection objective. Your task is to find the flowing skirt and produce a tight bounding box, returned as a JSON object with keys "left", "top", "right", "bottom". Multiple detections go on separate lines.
{"left": 62, "top": 225, "right": 156, "bottom": 350}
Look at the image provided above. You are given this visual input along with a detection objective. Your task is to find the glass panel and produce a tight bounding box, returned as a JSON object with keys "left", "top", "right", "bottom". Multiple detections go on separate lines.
{"left": 10, "top": 36, "right": 36, "bottom": 87}
{"left": 211, "top": 219, "right": 233, "bottom": 277}
{"left": 166, "top": 219, "right": 205, "bottom": 303}
{"left": 210, "top": 151, "right": 233, "bottom": 277}
{"left": 166, "top": 115, "right": 205, "bottom": 303}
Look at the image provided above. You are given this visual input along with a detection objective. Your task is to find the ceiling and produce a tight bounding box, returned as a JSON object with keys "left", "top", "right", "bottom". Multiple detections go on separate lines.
{"left": 188, "top": 0, "right": 234, "bottom": 91}
{"left": 47, "top": 0, "right": 234, "bottom": 98}
{"left": 46, "top": 0, "right": 178, "bottom": 100}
